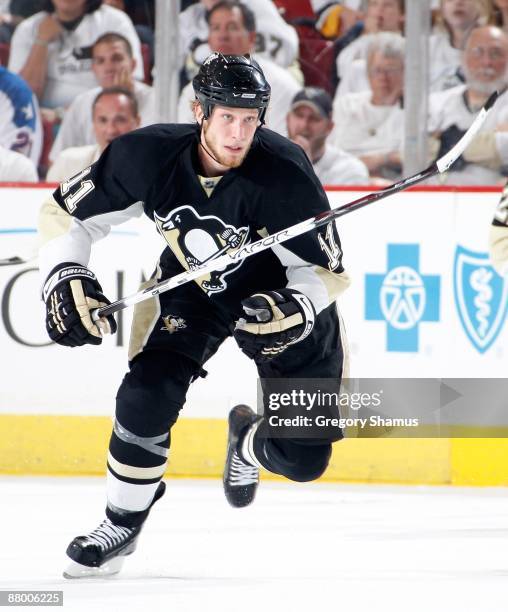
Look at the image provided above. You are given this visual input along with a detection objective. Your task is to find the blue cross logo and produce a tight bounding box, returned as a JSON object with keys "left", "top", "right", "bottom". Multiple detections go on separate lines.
{"left": 365, "top": 244, "right": 440, "bottom": 352}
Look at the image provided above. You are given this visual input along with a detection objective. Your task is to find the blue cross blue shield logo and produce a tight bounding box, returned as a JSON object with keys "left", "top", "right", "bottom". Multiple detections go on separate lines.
{"left": 365, "top": 244, "right": 440, "bottom": 352}
{"left": 453, "top": 246, "right": 508, "bottom": 353}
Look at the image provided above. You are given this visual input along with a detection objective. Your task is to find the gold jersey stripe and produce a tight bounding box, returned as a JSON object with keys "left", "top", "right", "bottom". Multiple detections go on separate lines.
{"left": 107, "top": 451, "right": 167, "bottom": 480}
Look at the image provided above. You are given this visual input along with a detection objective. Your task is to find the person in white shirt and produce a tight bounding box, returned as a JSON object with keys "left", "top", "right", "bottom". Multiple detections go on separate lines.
{"left": 49, "top": 32, "right": 154, "bottom": 162}
{"left": 47, "top": 86, "right": 140, "bottom": 182}
{"left": 8, "top": 0, "right": 143, "bottom": 110}
{"left": 335, "top": 0, "right": 404, "bottom": 92}
{"left": 330, "top": 32, "right": 405, "bottom": 181}
{"left": 286, "top": 87, "right": 369, "bottom": 186}
{"left": 0, "top": 144, "right": 38, "bottom": 181}
{"left": 177, "top": 1, "right": 300, "bottom": 137}
{"left": 179, "top": 0, "right": 298, "bottom": 71}
{"left": 428, "top": 25, "right": 508, "bottom": 185}
{"left": 336, "top": 0, "right": 478, "bottom": 97}
{"left": 429, "top": 0, "right": 488, "bottom": 93}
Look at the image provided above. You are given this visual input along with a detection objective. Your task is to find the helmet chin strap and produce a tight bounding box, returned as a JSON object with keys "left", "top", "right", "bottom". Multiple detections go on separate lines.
{"left": 198, "top": 117, "right": 224, "bottom": 170}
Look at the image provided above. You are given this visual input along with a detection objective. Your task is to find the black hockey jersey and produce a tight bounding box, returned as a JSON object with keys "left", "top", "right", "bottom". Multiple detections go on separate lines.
{"left": 490, "top": 181, "right": 508, "bottom": 275}
{"left": 39, "top": 124, "right": 349, "bottom": 315}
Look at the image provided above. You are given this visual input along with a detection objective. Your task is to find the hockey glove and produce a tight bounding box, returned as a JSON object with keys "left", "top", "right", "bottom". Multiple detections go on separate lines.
{"left": 43, "top": 262, "right": 117, "bottom": 347}
{"left": 436, "top": 125, "right": 467, "bottom": 171}
{"left": 234, "top": 289, "right": 315, "bottom": 363}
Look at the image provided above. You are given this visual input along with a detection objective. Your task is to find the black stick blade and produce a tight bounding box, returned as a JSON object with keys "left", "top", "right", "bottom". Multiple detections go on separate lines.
{"left": 485, "top": 90, "right": 498, "bottom": 111}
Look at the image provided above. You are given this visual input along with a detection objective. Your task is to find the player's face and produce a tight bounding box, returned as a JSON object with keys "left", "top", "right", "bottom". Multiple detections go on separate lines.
{"left": 365, "top": 0, "right": 403, "bottom": 32}
{"left": 441, "top": 0, "right": 479, "bottom": 30}
{"left": 92, "top": 41, "right": 135, "bottom": 87}
{"left": 208, "top": 7, "right": 256, "bottom": 55}
{"left": 286, "top": 105, "right": 332, "bottom": 151}
{"left": 368, "top": 52, "right": 404, "bottom": 102}
{"left": 92, "top": 94, "right": 140, "bottom": 151}
{"left": 464, "top": 27, "right": 508, "bottom": 93}
{"left": 199, "top": 105, "right": 259, "bottom": 171}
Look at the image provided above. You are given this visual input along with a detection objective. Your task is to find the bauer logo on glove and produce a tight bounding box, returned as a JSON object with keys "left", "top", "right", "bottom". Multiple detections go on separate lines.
{"left": 42, "top": 262, "right": 117, "bottom": 347}
{"left": 233, "top": 288, "right": 315, "bottom": 363}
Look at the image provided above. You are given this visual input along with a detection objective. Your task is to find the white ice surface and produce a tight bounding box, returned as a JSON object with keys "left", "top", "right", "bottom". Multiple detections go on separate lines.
{"left": 1, "top": 477, "right": 508, "bottom": 612}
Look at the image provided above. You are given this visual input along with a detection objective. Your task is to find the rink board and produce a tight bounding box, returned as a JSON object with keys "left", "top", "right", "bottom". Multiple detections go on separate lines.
{"left": 1, "top": 184, "right": 507, "bottom": 485}
{"left": 2, "top": 414, "right": 508, "bottom": 486}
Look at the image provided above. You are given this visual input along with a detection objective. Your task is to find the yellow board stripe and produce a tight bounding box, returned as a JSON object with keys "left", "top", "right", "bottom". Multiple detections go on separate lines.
{"left": 1, "top": 414, "right": 508, "bottom": 485}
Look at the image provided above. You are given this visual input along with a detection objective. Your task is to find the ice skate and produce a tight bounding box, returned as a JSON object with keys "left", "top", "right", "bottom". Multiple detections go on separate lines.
{"left": 223, "top": 405, "right": 261, "bottom": 508}
{"left": 63, "top": 481, "right": 165, "bottom": 578}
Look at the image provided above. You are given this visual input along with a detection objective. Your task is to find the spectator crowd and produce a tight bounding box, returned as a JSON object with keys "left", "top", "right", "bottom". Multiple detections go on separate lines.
{"left": 0, "top": 0, "right": 507, "bottom": 186}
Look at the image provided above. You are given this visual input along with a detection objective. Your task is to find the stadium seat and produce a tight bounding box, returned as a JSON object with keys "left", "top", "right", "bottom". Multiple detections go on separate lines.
{"left": 273, "top": 1, "right": 336, "bottom": 92}
{"left": 0, "top": 43, "right": 10, "bottom": 66}
{"left": 296, "top": 26, "right": 336, "bottom": 95}
{"left": 272, "top": 0, "right": 314, "bottom": 21}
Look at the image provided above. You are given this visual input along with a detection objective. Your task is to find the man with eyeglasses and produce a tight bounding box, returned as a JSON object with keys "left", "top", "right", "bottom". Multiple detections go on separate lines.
{"left": 428, "top": 25, "right": 508, "bottom": 185}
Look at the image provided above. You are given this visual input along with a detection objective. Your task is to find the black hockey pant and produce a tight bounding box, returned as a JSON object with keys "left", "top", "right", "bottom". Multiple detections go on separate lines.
{"left": 106, "top": 303, "right": 344, "bottom": 526}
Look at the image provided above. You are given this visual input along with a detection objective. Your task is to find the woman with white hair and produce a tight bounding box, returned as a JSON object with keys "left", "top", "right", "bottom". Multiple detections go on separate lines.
{"left": 334, "top": 0, "right": 405, "bottom": 96}
{"left": 330, "top": 32, "right": 406, "bottom": 181}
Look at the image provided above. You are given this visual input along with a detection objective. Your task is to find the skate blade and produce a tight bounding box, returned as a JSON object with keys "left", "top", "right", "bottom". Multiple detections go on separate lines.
{"left": 63, "top": 556, "right": 125, "bottom": 579}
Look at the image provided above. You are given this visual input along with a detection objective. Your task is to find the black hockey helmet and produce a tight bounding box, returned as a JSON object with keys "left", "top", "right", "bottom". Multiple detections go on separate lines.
{"left": 193, "top": 53, "right": 271, "bottom": 123}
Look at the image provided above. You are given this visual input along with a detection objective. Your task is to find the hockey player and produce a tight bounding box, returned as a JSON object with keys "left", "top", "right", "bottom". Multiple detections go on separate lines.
{"left": 489, "top": 181, "right": 508, "bottom": 274}
{"left": 38, "top": 53, "right": 350, "bottom": 578}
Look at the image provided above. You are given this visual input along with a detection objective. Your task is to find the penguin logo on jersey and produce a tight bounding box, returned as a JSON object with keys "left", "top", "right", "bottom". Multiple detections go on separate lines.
{"left": 154, "top": 206, "right": 249, "bottom": 294}
{"left": 161, "top": 315, "right": 187, "bottom": 334}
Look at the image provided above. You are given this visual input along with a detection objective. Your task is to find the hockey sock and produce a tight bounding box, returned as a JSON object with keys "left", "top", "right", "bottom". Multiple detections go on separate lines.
{"left": 107, "top": 417, "right": 169, "bottom": 526}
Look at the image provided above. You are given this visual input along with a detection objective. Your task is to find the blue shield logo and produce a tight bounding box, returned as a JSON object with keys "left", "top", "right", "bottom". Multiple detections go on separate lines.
{"left": 454, "top": 246, "right": 508, "bottom": 353}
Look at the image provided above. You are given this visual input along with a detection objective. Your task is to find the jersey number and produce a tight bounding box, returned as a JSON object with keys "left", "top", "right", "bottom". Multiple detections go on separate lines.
{"left": 60, "top": 167, "right": 95, "bottom": 213}
{"left": 255, "top": 33, "right": 283, "bottom": 59}
{"left": 318, "top": 222, "right": 342, "bottom": 271}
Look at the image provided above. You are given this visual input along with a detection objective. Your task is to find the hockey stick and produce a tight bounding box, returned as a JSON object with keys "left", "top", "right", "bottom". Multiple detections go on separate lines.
{"left": 0, "top": 255, "right": 33, "bottom": 266}
{"left": 93, "top": 91, "right": 497, "bottom": 321}
{"left": 0, "top": 249, "right": 38, "bottom": 266}
{"left": 0, "top": 237, "right": 37, "bottom": 267}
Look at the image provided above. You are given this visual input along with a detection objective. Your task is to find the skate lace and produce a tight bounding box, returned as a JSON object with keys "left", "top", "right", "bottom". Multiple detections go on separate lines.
{"left": 82, "top": 519, "right": 134, "bottom": 552}
{"left": 229, "top": 451, "right": 258, "bottom": 486}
